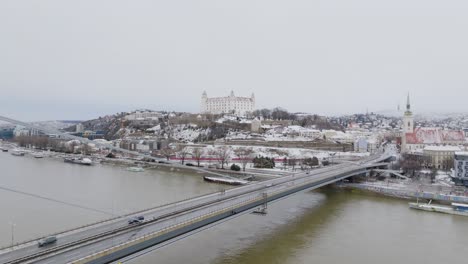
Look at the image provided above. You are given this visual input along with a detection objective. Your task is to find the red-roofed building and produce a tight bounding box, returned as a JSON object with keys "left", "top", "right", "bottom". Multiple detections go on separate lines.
{"left": 404, "top": 128, "right": 465, "bottom": 152}
{"left": 400, "top": 94, "right": 466, "bottom": 152}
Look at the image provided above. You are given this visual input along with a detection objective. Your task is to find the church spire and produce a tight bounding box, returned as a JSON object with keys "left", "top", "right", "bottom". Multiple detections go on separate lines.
{"left": 405, "top": 93, "right": 412, "bottom": 116}
{"left": 406, "top": 93, "right": 411, "bottom": 111}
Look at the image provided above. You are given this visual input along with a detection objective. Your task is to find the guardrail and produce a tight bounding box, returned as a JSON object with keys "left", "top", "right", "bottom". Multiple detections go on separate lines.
{"left": 73, "top": 197, "right": 263, "bottom": 264}
{"left": 4, "top": 190, "right": 261, "bottom": 264}
{"left": 0, "top": 189, "right": 228, "bottom": 252}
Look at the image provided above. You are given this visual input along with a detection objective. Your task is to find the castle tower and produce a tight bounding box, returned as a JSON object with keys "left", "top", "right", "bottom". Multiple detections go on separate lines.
{"left": 201, "top": 91, "right": 208, "bottom": 113}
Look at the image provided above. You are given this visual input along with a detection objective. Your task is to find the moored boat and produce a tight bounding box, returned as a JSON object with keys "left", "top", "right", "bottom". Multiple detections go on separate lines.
{"left": 64, "top": 157, "right": 93, "bottom": 165}
{"left": 127, "top": 167, "right": 145, "bottom": 172}
{"left": 409, "top": 201, "right": 468, "bottom": 217}
{"left": 203, "top": 176, "right": 248, "bottom": 185}
{"left": 11, "top": 149, "right": 25, "bottom": 156}
{"left": 33, "top": 152, "right": 45, "bottom": 158}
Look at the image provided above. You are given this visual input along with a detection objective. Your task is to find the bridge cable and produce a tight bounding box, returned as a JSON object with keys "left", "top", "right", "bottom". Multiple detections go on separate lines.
{"left": 0, "top": 185, "right": 115, "bottom": 216}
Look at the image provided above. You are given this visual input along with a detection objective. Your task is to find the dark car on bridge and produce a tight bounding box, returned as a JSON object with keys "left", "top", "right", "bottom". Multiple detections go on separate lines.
{"left": 38, "top": 236, "right": 57, "bottom": 247}
{"left": 128, "top": 216, "right": 144, "bottom": 225}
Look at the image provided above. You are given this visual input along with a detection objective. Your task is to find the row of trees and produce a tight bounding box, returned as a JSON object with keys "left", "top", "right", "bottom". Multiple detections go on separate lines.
{"left": 161, "top": 146, "right": 254, "bottom": 171}
{"left": 281, "top": 157, "right": 320, "bottom": 171}
{"left": 169, "top": 146, "right": 239, "bottom": 170}
{"left": 399, "top": 153, "right": 454, "bottom": 175}
{"left": 251, "top": 108, "right": 344, "bottom": 130}
{"left": 15, "top": 136, "right": 49, "bottom": 149}
{"left": 253, "top": 156, "right": 275, "bottom": 168}
{"left": 168, "top": 146, "right": 325, "bottom": 172}
{"left": 252, "top": 107, "right": 296, "bottom": 121}
{"left": 14, "top": 136, "right": 93, "bottom": 155}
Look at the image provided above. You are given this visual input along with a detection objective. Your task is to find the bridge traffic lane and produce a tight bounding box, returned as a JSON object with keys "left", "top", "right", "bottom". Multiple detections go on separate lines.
{"left": 35, "top": 165, "right": 367, "bottom": 263}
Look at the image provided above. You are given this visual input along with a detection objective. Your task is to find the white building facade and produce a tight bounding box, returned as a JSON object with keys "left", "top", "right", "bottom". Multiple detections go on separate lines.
{"left": 201, "top": 91, "right": 255, "bottom": 116}
{"left": 13, "top": 125, "right": 40, "bottom": 137}
{"left": 453, "top": 152, "right": 468, "bottom": 186}
{"left": 76, "top": 123, "right": 84, "bottom": 133}
{"left": 125, "top": 110, "right": 162, "bottom": 121}
{"left": 423, "top": 146, "right": 461, "bottom": 169}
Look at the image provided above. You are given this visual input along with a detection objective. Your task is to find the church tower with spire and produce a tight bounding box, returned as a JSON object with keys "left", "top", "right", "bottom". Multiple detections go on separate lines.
{"left": 401, "top": 93, "right": 414, "bottom": 152}
{"left": 403, "top": 93, "right": 414, "bottom": 133}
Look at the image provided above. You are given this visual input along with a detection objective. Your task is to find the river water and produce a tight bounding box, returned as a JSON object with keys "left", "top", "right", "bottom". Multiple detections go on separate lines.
{"left": 0, "top": 152, "right": 220, "bottom": 247}
{"left": 1, "top": 152, "right": 467, "bottom": 263}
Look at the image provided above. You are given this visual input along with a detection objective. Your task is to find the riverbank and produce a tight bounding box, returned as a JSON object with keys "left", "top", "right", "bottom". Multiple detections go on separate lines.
{"left": 0, "top": 143, "right": 259, "bottom": 181}
{"left": 335, "top": 181, "right": 468, "bottom": 204}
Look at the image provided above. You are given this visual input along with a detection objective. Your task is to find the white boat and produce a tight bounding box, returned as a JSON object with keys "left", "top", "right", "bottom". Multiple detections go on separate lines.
{"left": 127, "top": 167, "right": 145, "bottom": 172}
{"left": 409, "top": 200, "right": 468, "bottom": 217}
{"left": 33, "top": 152, "right": 46, "bottom": 158}
{"left": 64, "top": 157, "right": 93, "bottom": 165}
{"left": 11, "top": 149, "right": 25, "bottom": 156}
{"left": 203, "top": 176, "right": 248, "bottom": 185}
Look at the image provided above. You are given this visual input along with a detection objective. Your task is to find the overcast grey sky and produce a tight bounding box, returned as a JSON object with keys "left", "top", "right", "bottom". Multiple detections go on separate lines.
{"left": 1, "top": 0, "right": 468, "bottom": 121}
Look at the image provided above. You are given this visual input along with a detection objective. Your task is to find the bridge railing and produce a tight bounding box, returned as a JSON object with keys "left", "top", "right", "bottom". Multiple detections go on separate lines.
{"left": 73, "top": 196, "right": 262, "bottom": 264}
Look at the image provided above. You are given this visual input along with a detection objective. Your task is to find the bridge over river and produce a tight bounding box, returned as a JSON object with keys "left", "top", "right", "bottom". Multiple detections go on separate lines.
{"left": 0, "top": 115, "right": 392, "bottom": 263}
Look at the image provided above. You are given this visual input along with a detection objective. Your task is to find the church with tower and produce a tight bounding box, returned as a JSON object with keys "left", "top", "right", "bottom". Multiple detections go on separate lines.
{"left": 400, "top": 94, "right": 465, "bottom": 153}
{"left": 401, "top": 94, "right": 414, "bottom": 152}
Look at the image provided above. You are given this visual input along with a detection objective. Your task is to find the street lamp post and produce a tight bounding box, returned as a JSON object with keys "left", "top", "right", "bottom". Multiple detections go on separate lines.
{"left": 329, "top": 152, "right": 336, "bottom": 165}
{"left": 9, "top": 222, "right": 16, "bottom": 247}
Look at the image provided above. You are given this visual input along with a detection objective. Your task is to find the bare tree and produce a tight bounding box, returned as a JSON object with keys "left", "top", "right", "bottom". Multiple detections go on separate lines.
{"left": 442, "top": 158, "right": 454, "bottom": 171}
{"left": 400, "top": 153, "right": 426, "bottom": 177}
{"left": 176, "top": 145, "right": 190, "bottom": 165}
{"left": 282, "top": 157, "right": 288, "bottom": 170}
{"left": 192, "top": 148, "right": 203, "bottom": 167}
{"left": 302, "top": 157, "right": 319, "bottom": 171}
{"left": 68, "top": 141, "right": 79, "bottom": 153}
{"left": 48, "top": 138, "right": 59, "bottom": 151}
{"left": 14, "top": 136, "right": 27, "bottom": 147}
{"left": 215, "top": 146, "right": 232, "bottom": 169}
{"left": 234, "top": 147, "right": 254, "bottom": 172}
{"left": 160, "top": 147, "right": 175, "bottom": 161}
{"left": 207, "top": 148, "right": 217, "bottom": 167}
{"left": 81, "top": 143, "right": 92, "bottom": 155}
{"left": 36, "top": 136, "right": 49, "bottom": 150}
{"left": 288, "top": 157, "right": 297, "bottom": 171}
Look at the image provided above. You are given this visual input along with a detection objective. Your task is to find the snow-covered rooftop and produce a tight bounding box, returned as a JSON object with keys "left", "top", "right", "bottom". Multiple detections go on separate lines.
{"left": 406, "top": 127, "right": 465, "bottom": 144}
{"left": 423, "top": 145, "right": 461, "bottom": 152}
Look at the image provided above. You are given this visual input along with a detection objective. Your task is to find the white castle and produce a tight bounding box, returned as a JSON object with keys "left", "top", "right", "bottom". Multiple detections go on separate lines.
{"left": 201, "top": 91, "right": 255, "bottom": 116}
